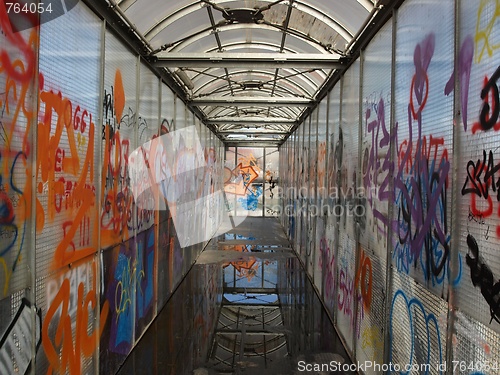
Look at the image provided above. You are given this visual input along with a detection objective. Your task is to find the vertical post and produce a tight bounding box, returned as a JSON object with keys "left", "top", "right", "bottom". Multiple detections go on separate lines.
{"left": 383, "top": 7, "right": 398, "bottom": 367}
{"left": 94, "top": 18, "right": 106, "bottom": 375}
{"left": 333, "top": 77, "right": 344, "bottom": 328}
{"left": 321, "top": 92, "right": 330, "bottom": 302}
{"left": 29, "top": 6, "right": 41, "bottom": 374}
{"left": 263, "top": 147, "right": 266, "bottom": 217}
{"left": 446, "top": 0, "right": 461, "bottom": 371}
{"left": 352, "top": 51, "right": 364, "bottom": 360}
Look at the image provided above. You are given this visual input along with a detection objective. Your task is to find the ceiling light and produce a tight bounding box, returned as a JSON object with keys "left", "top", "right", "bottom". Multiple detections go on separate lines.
{"left": 223, "top": 8, "right": 264, "bottom": 23}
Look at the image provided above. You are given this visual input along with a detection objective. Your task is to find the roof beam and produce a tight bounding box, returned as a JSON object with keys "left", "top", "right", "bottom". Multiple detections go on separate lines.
{"left": 218, "top": 131, "right": 287, "bottom": 136}
{"left": 151, "top": 53, "right": 345, "bottom": 69}
{"left": 191, "top": 96, "right": 314, "bottom": 107}
{"left": 225, "top": 141, "right": 281, "bottom": 147}
{"left": 206, "top": 117, "right": 296, "bottom": 126}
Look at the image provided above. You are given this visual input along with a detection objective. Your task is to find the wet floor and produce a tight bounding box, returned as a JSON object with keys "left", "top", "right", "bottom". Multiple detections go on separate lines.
{"left": 117, "top": 217, "right": 354, "bottom": 375}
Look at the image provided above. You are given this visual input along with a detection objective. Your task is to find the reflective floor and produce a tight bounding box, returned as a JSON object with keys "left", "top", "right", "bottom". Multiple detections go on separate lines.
{"left": 117, "top": 217, "right": 353, "bottom": 375}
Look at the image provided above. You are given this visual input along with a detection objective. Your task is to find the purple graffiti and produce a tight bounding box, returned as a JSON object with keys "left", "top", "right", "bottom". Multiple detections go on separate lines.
{"left": 411, "top": 33, "right": 435, "bottom": 117}
{"left": 445, "top": 36, "right": 474, "bottom": 131}
{"left": 393, "top": 34, "right": 452, "bottom": 286}
{"left": 363, "top": 97, "right": 396, "bottom": 236}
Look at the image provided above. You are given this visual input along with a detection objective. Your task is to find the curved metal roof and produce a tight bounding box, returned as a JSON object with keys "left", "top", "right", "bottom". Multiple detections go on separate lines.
{"left": 98, "top": 0, "right": 395, "bottom": 145}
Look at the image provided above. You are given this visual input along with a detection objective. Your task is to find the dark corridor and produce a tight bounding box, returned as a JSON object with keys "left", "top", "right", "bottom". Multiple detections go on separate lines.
{"left": 117, "top": 218, "right": 352, "bottom": 375}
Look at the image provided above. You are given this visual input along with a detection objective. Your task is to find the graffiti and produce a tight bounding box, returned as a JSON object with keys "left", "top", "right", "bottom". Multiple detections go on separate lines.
{"left": 0, "top": 298, "right": 41, "bottom": 375}
{"left": 462, "top": 149, "right": 500, "bottom": 238}
{"left": 361, "top": 326, "right": 383, "bottom": 363}
{"left": 237, "top": 185, "right": 263, "bottom": 211}
{"left": 105, "top": 227, "right": 156, "bottom": 355}
{"left": 445, "top": 36, "right": 474, "bottom": 131}
{"left": 135, "top": 228, "right": 155, "bottom": 334}
{"left": 355, "top": 250, "right": 372, "bottom": 312}
{"left": 468, "top": 207, "right": 492, "bottom": 240}
{"left": 319, "top": 238, "right": 335, "bottom": 312}
{"left": 224, "top": 163, "right": 259, "bottom": 196}
{"left": 37, "top": 80, "right": 97, "bottom": 269}
{"left": 101, "top": 70, "right": 135, "bottom": 247}
{"left": 160, "top": 118, "right": 173, "bottom": 134}
{"left": 317, "top": 141, "right": 327, "bottom": 192}
{"left": 43, "top": 261, "right": 109, "bottom": 375}
{"left": 362, "top": 96, "right": 395, "bottom": 239}
{"left": 389, "top": 290, "right": 444, "bottom": 372}
{"left": 475, "top": 0, "right": 500, "bottom": 63}
{"left": 265, "top": 170, "right": 278, "bottom": 199}
{"left": 466, "top": 234, "right": 500, "bottom": 324}
{"left": 0, "top": 4, "right": 37, "bottom": 296}
{"left": 338, "top": 266, "right": 357, "bottom": 333}
{"left": 393, "top": 33, "right": 455, "bottom": 287}
{"left": 472, "top": 66, "right": 500, "bottom": 134}
{"left": 222, "top": 243, "right": 259, "bottom": 281}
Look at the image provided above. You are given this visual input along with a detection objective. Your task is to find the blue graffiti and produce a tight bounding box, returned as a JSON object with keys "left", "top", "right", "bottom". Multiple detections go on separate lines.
{"left": 0, "top": 151, "right": 28, "bottom": 280}
{"left": 136, "top": 228, "right": 155, "bottom": 323}
{"left": 111, "top": 242, "right": 136, "bottom": 355}
{"left": 389, "top": 289, "right": 443, "bottom": 374}
{"left": 238, "top": 185, "right": 263, "bottom": 211}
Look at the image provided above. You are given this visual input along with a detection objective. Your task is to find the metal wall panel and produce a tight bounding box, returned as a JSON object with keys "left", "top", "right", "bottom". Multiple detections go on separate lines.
{"left": 393, "top": 0, "right": 455, "bottom": 295}
{"left": 306, "top": 109, "right": 318, "bottom": 279}
{"left": 35, "top": 3, "right": 102, "bottom": 374}
{"left": 0, "top": 2, "right": 37, "bottom": 300}
{"left": 357, "top": 19, "right": 393, "bottom": 373}
{"left": 264, "top": 147, "right": 279, "bottom": 217}
{"left": 454, "top": 0, "right": 500, "bottom": 365}
{"left": 335, "top": 59, "right": 361, "bottom": 354}
{"left": 323, "top": 84, "right": 341, "bottom": 318}
{"left": 101, "top": 30, "right": 137, "bottom": 248}
{"left": 137, "top": 63, "right": 160, "bottom": 233}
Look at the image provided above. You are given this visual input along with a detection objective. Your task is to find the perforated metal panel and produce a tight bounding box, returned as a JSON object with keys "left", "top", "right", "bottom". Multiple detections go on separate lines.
{"left": 335, "top": 59, "right": 361, "bottom": 354}
{"left": 393, "top": 0, "right": 455, "bottom": 296}
{"left": 307, "top": 109, "right": 318, "bottom": 279}
{"left": 136, "top": 64, "right": 160, "bottom": 233}
{"left": 455, "top": 0, "right": 500, "bottom": 338}
{"left": 36, "top": 256, "right": 100, "bottom": 375}
{"left": 356, "top": 19, "right": 393, "bottom": 373}
{"left": 36, "top": 0, "right": 101, "bottom": 275}
{"left": 453, "top": 310, "right": 500, "bottom": 375}
{"left": 102, "top": 30, "right": 137, "bottom": 248}
{"left": 0, "top": 12, "right": 36, "bottom": 300}
{"left": 390, "top": 273, "right": 448, "bottom": 374}
{"left": 34, "top": 3, "right": 102, "bottom": 374}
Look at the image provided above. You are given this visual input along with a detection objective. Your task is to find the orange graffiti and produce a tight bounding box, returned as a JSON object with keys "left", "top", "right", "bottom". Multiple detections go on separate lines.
{"left": 37, "top": 86, "right": 97, "bottom": 269}
{"left": 222, "top": 244, "right": 258, "bottom": 281}
{"left": 42, "top": 261, "right": 109, "bottom": 375}
{"left": 0, "top": 4, "right": 38, "bottom": 296}
{"left": 114, "top": 70, "right": 125, "bottom": 121}
{"left": 355, "top": 250, "right": 372, "bottom": 311}
{"left": 224, "top": 163, "right": 259, "bottom": 196}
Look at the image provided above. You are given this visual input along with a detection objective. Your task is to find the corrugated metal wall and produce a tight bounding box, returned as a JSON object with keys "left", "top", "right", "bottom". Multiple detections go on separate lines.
{"left": 0, "top": 2, "right": 225, "bottom": 374}
{"left": 280, "top": 0, "right": 500, "bottom": 373}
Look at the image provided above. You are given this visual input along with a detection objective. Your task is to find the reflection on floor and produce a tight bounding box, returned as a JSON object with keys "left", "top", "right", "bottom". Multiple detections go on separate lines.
{"left": 117, "top": 217, "right": 354, "bottom": 374}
